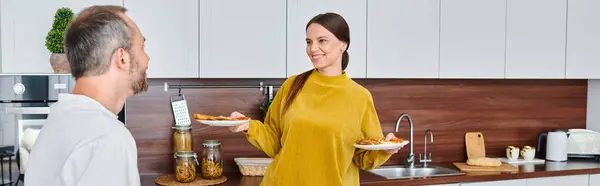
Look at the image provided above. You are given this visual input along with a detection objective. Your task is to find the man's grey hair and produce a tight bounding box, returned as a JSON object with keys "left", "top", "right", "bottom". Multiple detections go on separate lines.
{"left": 64, "top": 5, "right": 132, "bottom": 79}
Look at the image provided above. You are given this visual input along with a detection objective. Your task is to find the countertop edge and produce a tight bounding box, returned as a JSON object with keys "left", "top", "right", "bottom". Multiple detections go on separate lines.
{"left": 360, "top": 167, "right": 600, "bottom": 185}
{"left": 141, "top": 161, "right": 600, "bottom": 186}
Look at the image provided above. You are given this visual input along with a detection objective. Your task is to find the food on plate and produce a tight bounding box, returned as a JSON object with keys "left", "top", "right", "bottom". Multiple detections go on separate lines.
{"left": 389, "top": 138, "right": 405, "bottom": 143}
{"left": 202, "top": 159, "right": 223, "bottom": 179}
{"left": 231, "top": 116, "right": 250, "bottom": 120}
{"left": 193, "top": 114, "right": 228, "bottom": 120}
{"left": 466, "top": 157, "right": 502, "bottom": 167}
{"left": 356, "top": 138, "right": 386, "bottom": 145}
{"left": 356, "top": 137, "right": 405, "bottom": 145}
{"left": 193, "top": 113, "right": 249, "bottom": 121}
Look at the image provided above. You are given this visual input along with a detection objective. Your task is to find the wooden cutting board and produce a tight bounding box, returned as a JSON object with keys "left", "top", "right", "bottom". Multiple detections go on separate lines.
{"left": 465, "top": 132, "right": 486, "bottom": 159}
{"left": 453, "top": 162, "right": 518, "bottom": 172}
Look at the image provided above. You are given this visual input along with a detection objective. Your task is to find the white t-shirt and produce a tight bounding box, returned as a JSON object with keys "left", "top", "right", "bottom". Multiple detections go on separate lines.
{"left": 25, "top": 94, "right": 140, "bottom": 186}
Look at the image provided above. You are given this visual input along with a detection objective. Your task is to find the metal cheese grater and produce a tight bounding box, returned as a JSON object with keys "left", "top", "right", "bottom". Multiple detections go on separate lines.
{"left": 170, "top": 90, "right": 191, "bottom": 126}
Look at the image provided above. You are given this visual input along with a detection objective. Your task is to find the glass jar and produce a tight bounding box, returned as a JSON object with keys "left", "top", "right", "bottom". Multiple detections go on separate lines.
{"left": 174, "top": 151, "right": 198, "bottom": 183}
{"left": 201, "top": 140, "right": 223, "bottom": 179}
{"left": 173, "top": 125, "right": 193, "bottom": 152}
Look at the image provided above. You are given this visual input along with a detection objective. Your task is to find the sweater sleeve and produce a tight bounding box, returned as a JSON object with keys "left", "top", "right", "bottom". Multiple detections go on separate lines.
{"left": 352, "top": 93, "right": 392, "bottom": 170}
{"left": 243, "top": 78, "right": 291, "bottom": 158}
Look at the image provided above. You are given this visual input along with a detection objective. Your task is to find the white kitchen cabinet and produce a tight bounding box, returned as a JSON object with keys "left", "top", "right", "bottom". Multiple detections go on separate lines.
{"left": 287, "top": 0, "right": 367, "bottom": 78}
{"left": 0, "top": 0, "right": 122, "bottom": 74}
{"left": 590, "top": 174, "right": 600, "bottom": 185}
{"left": 199, "top": 0, "right": 286, "bottom": 78}
{"left": 526, "top": 175, "right": 589, "bottom": 186}
{"left": 460, "top": 179, "right": 526, "bottom": 186}
{"left": 124, "top": 0, "right": 198, "bottom": 78}
{"left": 366, "top": 0, "right": 439, "bottom": 78}
{"left": 588, "top": 80, "right": 600, "bottom": 131}
{"left": 505, "top": 0, "right": 567, "bottom": 79}
{"left": 439, "top": 0, "right": 506, "bottom": 79}
{"left": 566, "top": 0, "right": 600, "bottom": 79}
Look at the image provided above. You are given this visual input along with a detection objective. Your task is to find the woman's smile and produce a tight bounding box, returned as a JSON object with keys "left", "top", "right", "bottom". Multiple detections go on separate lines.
{"left": 311, "top": 54, "right": 325, "bottom": 62}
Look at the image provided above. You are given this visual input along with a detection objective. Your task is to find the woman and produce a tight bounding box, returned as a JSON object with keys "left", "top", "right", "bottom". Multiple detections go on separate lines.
{"left": 229, "top": 12, "right": 404, "bottom": 186}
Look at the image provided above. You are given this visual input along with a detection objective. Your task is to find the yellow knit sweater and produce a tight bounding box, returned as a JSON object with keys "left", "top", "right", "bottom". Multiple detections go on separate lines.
{"left": 244, "top": 70, "right": 391, "bottom": 186}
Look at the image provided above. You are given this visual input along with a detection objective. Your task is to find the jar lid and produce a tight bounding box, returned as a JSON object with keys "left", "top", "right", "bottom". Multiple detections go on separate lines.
{"left": 203, "top": 140, "right": 221, "bottom": 147}
{"left": 174, "top": 151, "right": 197, "bottom": 159}
{"left": 172, "top": 125, "right": 192, "bottom": 131}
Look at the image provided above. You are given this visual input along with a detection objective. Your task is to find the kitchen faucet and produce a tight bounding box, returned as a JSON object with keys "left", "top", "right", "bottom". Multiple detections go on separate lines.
{"left": 394, "top": 113, "right": 414, "bottom": 168}
{"left": 420, "top": 128, "right": 434, "bottom": 167}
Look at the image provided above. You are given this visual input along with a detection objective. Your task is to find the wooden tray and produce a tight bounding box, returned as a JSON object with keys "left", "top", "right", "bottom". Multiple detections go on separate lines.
{"left": 155, "top": 175, "right": 227, "bottom": 186}
{"left": 453, "top": 162, "right": 518, "bottom": 172}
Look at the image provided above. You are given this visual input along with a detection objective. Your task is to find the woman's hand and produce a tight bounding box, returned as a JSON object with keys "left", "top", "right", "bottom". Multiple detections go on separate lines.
{"left": 228, "top": 111, "right": 250, "bottom": 132}
{"left": 383, "top": 133, "right": 404, "bottom": 154}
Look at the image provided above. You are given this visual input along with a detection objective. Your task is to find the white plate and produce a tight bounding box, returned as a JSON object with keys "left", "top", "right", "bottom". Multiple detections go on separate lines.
{"left": 197, "top": 119, "right": 249, "bottom": 127}
{"left": 353, "top": 141, "right": 409, "bottom": 150}
{"left": 496, "top": 157, "right": 545, "bottom": 165}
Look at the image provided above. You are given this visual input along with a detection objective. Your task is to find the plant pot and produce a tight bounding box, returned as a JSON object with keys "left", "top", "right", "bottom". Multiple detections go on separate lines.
{"left": 50, "top": 53, "right": 70, "bottom": 74}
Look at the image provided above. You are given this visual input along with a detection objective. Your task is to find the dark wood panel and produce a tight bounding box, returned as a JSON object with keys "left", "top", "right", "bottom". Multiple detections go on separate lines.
{"left": 126, "top": 78, "right": 587, "bottom": 175}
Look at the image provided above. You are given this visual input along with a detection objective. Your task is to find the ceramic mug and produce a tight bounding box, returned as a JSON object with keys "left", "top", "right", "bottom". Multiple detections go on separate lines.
{"left": 506, "top": 146, "right": 520, "bottom": 160}
{"left": 521, "top": 145, "right": 536, "bottom": 160}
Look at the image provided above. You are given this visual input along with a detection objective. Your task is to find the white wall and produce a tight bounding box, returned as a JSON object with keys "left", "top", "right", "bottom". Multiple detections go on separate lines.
{"left": 587, "top": 80, "right": 600, "bottom": 131}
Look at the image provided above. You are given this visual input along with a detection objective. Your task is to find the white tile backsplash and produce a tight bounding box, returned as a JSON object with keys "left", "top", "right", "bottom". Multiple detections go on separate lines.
{"left": 587, "top": 80, "right": 600, "bottom": 131}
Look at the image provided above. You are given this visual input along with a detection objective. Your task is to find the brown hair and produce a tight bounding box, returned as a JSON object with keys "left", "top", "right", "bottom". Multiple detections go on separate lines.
{"left": 64, "top": 5, "right": 131, "bottom": 79}
{"left": 281, "top": 12, "right": 351, "bottom": 114}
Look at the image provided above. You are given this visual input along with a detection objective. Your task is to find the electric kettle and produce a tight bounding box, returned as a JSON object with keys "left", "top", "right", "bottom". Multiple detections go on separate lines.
{"left": 537, "top": 129, "right": 569, "bottom": 161}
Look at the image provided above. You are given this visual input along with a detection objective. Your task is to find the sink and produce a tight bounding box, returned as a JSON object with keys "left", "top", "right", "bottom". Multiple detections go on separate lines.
{"left": 368, "top": 165, "right": 465, "bottom": 179}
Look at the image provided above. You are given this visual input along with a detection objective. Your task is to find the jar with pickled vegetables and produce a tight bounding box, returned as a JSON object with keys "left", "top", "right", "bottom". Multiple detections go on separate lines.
{"left": 174, "top": 151, "right": 198, "bottom": 183}
{"left": 173, "top": 125, "right": 193, "bottom": 152}
{"left": 201, "top": 140, "right": 223, "bottom": 179}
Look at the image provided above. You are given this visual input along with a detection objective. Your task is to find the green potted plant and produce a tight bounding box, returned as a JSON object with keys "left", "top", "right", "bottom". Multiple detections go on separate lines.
{"left": 46, "top": 7, "right": 74, "bottom": 74}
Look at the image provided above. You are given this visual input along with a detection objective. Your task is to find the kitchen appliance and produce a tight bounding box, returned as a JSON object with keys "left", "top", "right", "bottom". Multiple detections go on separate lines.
{"left": 566, "top": 129, "right": 600, "bottom": 159}
{"left": 536, "top": 129, "right": 568, "bottom": 161}
{"left": 0, "top": 74, "right": 126, "bottom": 183}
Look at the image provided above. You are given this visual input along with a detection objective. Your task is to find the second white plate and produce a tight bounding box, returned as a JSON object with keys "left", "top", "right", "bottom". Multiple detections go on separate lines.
{"left": 353, "top": 141, "right": 409, "bottom": 150}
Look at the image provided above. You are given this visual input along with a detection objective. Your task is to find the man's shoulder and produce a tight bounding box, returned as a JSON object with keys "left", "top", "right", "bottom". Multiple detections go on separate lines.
{"left": 47, "top": 105, "right": 124, "bottom": 129}
{"left": 89, "top": 119, "right": 135, "bottom": 148}
{"left": 43, "top": 108, "right": 134, "bottom": 149}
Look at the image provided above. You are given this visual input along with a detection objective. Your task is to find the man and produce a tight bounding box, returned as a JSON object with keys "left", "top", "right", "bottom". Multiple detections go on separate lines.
{"left": 25, "top": 5, "right": 149, "bottom": 186}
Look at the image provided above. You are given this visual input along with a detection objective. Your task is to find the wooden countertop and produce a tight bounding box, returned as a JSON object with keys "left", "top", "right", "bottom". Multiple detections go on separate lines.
{"left": 141, "top": 159, "right": 600, "bottom": 186}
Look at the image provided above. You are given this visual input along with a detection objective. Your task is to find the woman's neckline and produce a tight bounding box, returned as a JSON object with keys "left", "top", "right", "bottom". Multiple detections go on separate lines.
{"left": 310, "top": 69, "right": 349, "bottom": 85}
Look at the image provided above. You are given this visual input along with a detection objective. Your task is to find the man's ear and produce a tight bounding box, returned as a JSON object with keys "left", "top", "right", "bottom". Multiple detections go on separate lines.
{"left": 113, "top": 48, "right": 130, "bottom": 71}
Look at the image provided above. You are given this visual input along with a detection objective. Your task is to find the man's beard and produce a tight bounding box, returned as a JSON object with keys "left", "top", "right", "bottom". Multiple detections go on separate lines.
{"left": 129, "top": 56, "right": 148, "bottom": 95}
